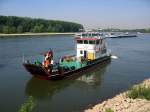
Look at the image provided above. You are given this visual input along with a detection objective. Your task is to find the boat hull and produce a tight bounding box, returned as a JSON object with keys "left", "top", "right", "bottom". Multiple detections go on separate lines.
{"left": 23, "top": 55, "right": 111, "bottom": 80}
{"left": 110, "top": 35, "right": 137, "bottom": 38}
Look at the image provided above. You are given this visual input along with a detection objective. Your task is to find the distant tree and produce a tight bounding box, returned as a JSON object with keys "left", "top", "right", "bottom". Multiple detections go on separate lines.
{"left": 10, "top": 26, "right": 16, "bottom": 33}
{"left": 32, "top": 24, "right": 44, "bottom": 33}
{"left": 32, "top": 25, "right": 40, "bottom": 33}
{"left": 6, "top": 16, "right": 15, "bottom": 26}
{"left": 17, "top": 25, "right": 23, "bottom": 33}
{"left": 2, "top": 26, "right": 16, "bottom": 33}
{"left": 2, "top": 26, "right": 10, "bottom": 33}
{"left": 0, "top": 25, "right": 3, "bottom": 33}
{"left": 0, "top": 15, "right": 84, "bottom": 33}
{"left": 47, "top": 25, "right": 53, "bottom": 32}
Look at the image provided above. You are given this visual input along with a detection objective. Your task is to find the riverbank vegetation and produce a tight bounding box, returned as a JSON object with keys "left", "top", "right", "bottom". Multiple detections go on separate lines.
{"left": 85, "top": 79, "right": 150, "bottom": 112}
{"left": 18, "top": 96, "right": 35, "bottom": 112}
{"left": 127, "top": 85, "right": 150, "bottom": 100}
{"left": 105, "top": 108, "right": 114, "bottom": 112}
{"left": 0, "top": 16, "right": 83, "bottom": 34}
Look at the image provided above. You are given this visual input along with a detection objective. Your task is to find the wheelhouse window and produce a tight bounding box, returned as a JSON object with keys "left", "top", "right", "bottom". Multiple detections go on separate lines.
{"left": 89, "top": 40, "right": 95, "bottom": 44}
{"left": 88, "top": 33, "right": 92, "bottom": 37}
{"left": 92, "top": 34, "right": 98, "bottom": 36}
{"left": 84, "top": 40, "right": 88, "bottom": 44}
{"left": 77, "top": 40, "right": 83, "bottom": 44}
{"left": 82, "top": 34, "right": 87, "bottom": 37}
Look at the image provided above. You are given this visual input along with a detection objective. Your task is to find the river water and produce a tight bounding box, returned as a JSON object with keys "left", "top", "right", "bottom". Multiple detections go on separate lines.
{"left": 0, "top": 34, "right": 150, "bottom": 112}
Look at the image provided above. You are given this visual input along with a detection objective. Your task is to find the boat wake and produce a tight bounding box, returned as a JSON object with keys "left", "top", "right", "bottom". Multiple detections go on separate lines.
{"left": 111, "top": 55, "right": 118, "bottom": 59}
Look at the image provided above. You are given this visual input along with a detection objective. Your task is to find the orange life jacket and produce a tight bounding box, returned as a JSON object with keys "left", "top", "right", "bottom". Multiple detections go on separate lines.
{"left": 44, "top": 60, "right": 49, "bottom": 68}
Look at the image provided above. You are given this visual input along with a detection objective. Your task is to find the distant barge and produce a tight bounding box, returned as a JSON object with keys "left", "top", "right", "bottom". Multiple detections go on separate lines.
{"left": 117, "top": 35, "right": 137, "bottom": 38}
{"left": 110, "top": 32, "right": 137, "bottom": 38}
{"left": 23, "top": 32, "right": 111, "bottom": 80}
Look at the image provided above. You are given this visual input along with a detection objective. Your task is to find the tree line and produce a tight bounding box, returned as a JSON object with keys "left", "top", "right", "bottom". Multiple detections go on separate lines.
{"left": 0, "top": 16, "right": 84, "bottom": 34}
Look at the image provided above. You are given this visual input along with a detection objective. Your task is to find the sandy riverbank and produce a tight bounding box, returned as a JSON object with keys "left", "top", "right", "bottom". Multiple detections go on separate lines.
{"left": 0, "top": 32, "right": 76, "bottom": 37}
{"left": 85, "top": 78, "right": 150, "bottom": 112}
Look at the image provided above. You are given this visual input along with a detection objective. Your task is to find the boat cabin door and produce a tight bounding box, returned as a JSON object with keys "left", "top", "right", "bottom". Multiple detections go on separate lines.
{"left": 84, "top": 50, "right": 87, "bottom": 59}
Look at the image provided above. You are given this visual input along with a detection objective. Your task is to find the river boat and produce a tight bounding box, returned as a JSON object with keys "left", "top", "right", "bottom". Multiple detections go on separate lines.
{"left": 105, "top": 32, "right": 118, "bottom": 38}
{"left": 111, "top": 32, "right": 137, "bottom": 38}
{"left": 23, "top": 32, "right": 111, "bottom": 80}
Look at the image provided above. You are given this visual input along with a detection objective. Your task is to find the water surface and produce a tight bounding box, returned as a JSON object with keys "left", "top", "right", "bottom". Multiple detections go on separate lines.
{"left": 0, "top": 34, "right": 150, "bottom": 112}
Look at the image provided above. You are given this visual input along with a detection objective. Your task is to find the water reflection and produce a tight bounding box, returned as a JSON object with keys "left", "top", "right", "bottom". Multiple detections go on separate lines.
{"left": 77, "top": 62, "right": 110, "bottom": 86}
{"left": 25, "top": 60, "right": 111, "bottom": 100}
{"left": 25, "top": 78, "right": 71, "bottom": 100}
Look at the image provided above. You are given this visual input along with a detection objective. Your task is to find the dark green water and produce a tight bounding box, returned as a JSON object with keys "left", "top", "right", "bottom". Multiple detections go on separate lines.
{"left": 0, "top": 34, "right": 150, "bottom": 112}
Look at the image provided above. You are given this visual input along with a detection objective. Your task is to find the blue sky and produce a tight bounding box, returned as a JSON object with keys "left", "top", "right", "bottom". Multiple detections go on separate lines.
{"left": 0, "top": 0, "right": 150, "bottom": 29}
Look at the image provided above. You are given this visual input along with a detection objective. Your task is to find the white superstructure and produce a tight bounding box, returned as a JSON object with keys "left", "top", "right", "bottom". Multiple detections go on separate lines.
{"left": 75, "top": 32, "right": 108, "bottom": 60}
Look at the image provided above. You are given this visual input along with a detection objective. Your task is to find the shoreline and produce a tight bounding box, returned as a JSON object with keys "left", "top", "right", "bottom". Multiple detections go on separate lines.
{"left": 0, "top": 32, "right": 76, "bottom": 37}
{"left": 85, "top": 78, "right": 150, "bottom": 112}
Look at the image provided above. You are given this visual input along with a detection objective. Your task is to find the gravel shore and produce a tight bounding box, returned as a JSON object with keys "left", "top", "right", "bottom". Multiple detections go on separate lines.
{"left": 85, "top": 79, "right": 150, "bottom": 112}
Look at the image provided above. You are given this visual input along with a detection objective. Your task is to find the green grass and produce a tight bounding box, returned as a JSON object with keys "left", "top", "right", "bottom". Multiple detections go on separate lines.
{"left": 127, "top": 85, "right": 150, "bottom": 100}
{"left": 18, "top": 96, "right": 35, "bottom": 112}
{"left": 105, "top": 108, "right": 114, "bottom": 112}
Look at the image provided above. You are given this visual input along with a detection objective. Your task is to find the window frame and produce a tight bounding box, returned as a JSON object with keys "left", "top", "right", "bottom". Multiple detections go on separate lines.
{"left": 84, "top": 40, "right": 88, "bottom": 44}
{"left": 89, "top": 40, "right": 95, "bottom": 44}
{"left": 77, "top": 40, "right": 83, "bottom": 44}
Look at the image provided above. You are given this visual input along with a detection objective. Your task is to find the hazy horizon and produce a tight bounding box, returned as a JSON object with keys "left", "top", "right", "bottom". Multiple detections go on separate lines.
{"left": 0, "top": 0, "right": 150, "bottom": 29}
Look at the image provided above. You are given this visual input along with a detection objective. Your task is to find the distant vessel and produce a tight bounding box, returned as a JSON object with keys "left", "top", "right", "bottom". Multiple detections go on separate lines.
{"left": 105, "top": 32, "right": 118, "bottom": 38}
{"left": 23, "top": 32, "right": 111, "bottom": 80}
{"left": 110, "top": 32, "right": 137, "bottom": 38}
{"left": 137, "top": 32, "right": 143, "bottom": 34}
